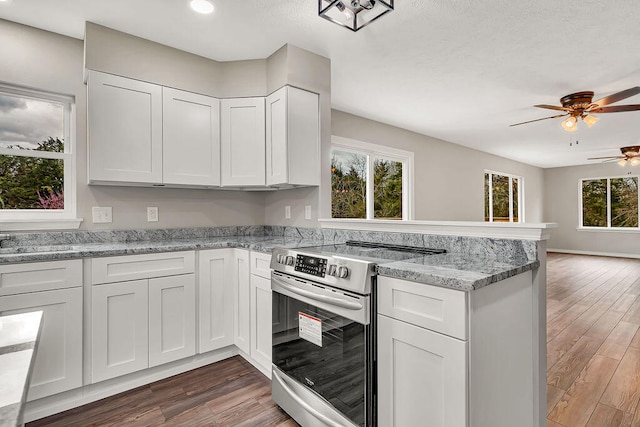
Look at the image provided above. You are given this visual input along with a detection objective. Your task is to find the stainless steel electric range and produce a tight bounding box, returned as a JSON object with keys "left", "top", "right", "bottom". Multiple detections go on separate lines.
{"left": 269, "top": 241, "right": 445, "bottom": 427}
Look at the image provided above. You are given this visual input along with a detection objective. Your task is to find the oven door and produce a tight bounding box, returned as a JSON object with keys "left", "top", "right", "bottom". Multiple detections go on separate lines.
{"left": 271, "top": 271, "right": 373, "bottom": 427}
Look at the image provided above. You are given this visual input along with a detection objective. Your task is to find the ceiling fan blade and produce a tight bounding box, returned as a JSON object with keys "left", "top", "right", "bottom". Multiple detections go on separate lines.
{"left": 587, "top": 155, "right": 625, "bottom": 160}
{"left": 590, "top": 104, "right": 640, "bottom": 113}
{"left": 602, "top": 158, "right": 625, "bottom": 163}
{"left": 509, "top": 114, "right": 567, "bottom": 127}
{"left": 533, "top": 104, "right": 570, "bottom": 112}
{"left": 592, "top": 87, "right": 640, "bottom": 107}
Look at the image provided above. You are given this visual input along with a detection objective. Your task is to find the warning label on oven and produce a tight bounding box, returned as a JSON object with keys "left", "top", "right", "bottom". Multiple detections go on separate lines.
{"left": 299, "top": 312, "right": 322, "bottom": 347}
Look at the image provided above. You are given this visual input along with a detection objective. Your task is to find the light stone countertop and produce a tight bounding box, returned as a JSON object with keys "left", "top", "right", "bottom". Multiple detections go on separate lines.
{"left": 0, "top": 311, "right": 43, "bottom": 427}
{"left": 376, "top": 252, "right": 539, "bottom": 291}
{"left": 0, "top": 236, "right": 538, "bottom": 292}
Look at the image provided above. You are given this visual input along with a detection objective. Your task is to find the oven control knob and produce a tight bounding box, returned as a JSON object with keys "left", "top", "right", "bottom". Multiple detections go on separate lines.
{"left": 337, "top": 266, "right": 349, "bottom": 278}
{"left": 285, "top": 256, "right": 295, "bottom": 266}
{"left": 327, "top": 264, "right": 337, "bottom": 276}
{"left": 276, "top": 254, "right": 285, "bottom": 264}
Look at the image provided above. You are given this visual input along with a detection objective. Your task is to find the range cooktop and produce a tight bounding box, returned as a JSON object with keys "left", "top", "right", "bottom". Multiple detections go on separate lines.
{"left": 297, "top": 240, "right": 446, "bottom": 263}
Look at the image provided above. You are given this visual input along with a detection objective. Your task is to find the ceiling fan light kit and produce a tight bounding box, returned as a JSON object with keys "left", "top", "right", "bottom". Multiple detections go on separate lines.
{"left": 561, "top": 116, "right": 578, "bottom": 132}
{"left": 588, "top": 145, "right": 640, "bottom": 166}
{"left": 319, "top": 0, "right": 393, "bottom": 31}
{"left": 510, "top": 87, "right": 640, "bottom": 131}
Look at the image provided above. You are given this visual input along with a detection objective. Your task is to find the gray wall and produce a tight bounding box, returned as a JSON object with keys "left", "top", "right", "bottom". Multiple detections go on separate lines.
{"left": 544, "top": 163, "right": 640, "bottom": 257}
{"left": 1, "top": 19, "right": 266, "bottom": 230}
{"left": 327, "top": 110, "right": 545, "bottom": 222}
{"left": 2, "top": 19, "right": 547, "bottom": 232}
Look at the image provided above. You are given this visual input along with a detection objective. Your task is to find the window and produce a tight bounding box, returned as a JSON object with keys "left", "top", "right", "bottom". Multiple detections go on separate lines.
{"left": 331, "top": 137, "right": 413, "bottom": 220}
{"left": 484, "top": 171, "right": 523, "bottom": 222}
{"left": 0, "top": 84, "right": 76, "bottom": 223}
{"left": 581, "top": 176, "right": 639, "bottom": 229}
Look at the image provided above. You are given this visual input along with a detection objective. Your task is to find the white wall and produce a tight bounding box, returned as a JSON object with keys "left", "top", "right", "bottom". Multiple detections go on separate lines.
{"left": 327, "top": 110, "right": 545, "bottom": 222}
{"left": 0, "top": 19, "right": 266, "bottom": 230}
{"left": 544, "top": 162, "right": 640, "bottom": 257}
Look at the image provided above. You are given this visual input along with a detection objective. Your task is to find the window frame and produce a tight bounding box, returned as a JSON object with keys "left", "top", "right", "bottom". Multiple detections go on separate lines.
{"left": 0, "top": 83, "right": 79, "bottom": 229}
{"left": 578, "top": 175, "right": 640, "bottom": 230}
{"left": 331, "top": 136, "right": 414, "bottom": 221}
{"left": 484, "top": 170, "right": 524, "bottom": 223}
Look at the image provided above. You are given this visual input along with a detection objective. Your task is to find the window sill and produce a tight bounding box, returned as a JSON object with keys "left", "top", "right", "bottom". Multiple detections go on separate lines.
{"left": 0, "top": 218, "right": 83, "bottom": 232}
{"left": 576, "top": 227, "right": 640, "bottom": 234}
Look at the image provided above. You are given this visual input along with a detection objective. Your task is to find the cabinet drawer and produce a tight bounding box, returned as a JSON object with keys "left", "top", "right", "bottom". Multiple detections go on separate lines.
{"left": 0, "top": 260, "right": 82, "bottom": 296}
{"left": 250, "top": 251, "right": 272, "bottom": 279}
{"left": 377, "top": 276, "right": 467, "bottom": 340}
{"left": 91, "top": 251, "right": 195, "bottom": 284}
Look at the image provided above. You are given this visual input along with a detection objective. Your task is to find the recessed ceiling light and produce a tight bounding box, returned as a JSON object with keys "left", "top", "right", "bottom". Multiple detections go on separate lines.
{"left": 190, "top": 0, "right": 214, "bottom": 14}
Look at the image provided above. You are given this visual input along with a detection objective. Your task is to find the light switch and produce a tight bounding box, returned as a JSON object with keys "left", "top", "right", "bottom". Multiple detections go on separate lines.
{"left": 305, "top": 205, "right": 312, "bottom": 220}
{"left": 285, "top": 206, "right": 291, "bottom": 219}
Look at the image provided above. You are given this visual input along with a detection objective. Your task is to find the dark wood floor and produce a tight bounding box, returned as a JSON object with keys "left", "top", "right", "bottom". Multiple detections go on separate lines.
{"left": 546, "top": 253, "right": 640, "bottom": 427}
{"left": 27, "top": 356, "right": 298, "bottom": 427}
{"left": 30, "top": 253, "right": 640, "bottom": 427}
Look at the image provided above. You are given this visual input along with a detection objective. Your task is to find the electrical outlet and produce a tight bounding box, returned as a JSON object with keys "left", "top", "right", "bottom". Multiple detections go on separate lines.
{"left": 92, "top": 206, "right": 112, "bottom": 223}
{"left": 147, "top": 207, "right": 159, "bottom": 222}
{"left": 285, "top": 206, "right": 291, "bottom": 219}
{"left": 305, "top": 205, "right": 312, "bottom": 220}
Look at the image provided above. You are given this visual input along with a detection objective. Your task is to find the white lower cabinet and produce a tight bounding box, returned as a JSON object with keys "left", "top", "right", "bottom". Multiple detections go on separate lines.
{"left": 378, "top": 272, "right": 538, "bottom": 427}
{"left": 233, "top": 250, "right": 251, "bottom": 354}
{"left": 91, "top": 279, "right": 149, "bottom": 383}
{"left": 0, "top": 286, "right": 83, "bottom": 401}
{"left": 0, "top": 259, "right": 83, "bottom": 401}
{"left": 250, "top": 274, "right": 272, "bottom": 373}
{"left": 89, "top": 252, "right": 196, "bottom": 383}
{"left": 91, "top": 274, "right": 196, "bottom": 382}
{"left": 377, "top": 314, "right": 467, "bottom": 427}
{"left": 198, "top": 249, "right": 235, "bottom": 353}
{"left": 148, "top": 274, "right": 196, "bottom": 367}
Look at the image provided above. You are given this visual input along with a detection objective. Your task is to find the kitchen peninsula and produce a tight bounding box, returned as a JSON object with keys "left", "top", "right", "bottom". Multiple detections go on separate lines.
{"left": 0, "top": 222, "right": 553, "bottom": 426}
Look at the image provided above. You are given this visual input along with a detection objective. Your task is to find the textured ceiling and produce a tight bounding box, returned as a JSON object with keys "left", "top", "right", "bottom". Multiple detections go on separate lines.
{"left": 1, "top": 0, "right": 639, "bottom": 168}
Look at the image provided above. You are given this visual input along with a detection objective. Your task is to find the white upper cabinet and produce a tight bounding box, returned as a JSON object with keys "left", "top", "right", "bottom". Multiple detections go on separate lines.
{"left": 220, "top": 97, "right": 266, "bottom": 186}
{"left": 162, "top": 88, "right": 220, "bottom": 186}
{"left": 88, "top": 71, "right": 163, "bottom": 184}
{"left": 266, "top": 86, "right": 320, "bottom": 187}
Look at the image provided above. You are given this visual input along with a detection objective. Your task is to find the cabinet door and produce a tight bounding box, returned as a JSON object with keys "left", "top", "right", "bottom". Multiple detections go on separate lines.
{"left": 198, "top": 249, "right": 234, "bottom": 353}
{"left": 91, "top": 280, "right": 149, "bottom": 383}
{"left": 250, "top": 274, "right": 272, "bottom": 374}
{"left": 148, "top": 274, "right": 196, "bottom": 367}
{"left": 265, "top": 86, "right": 288, "bottom": 186}
{"left": 266, "top": 86, "right": 320, "bottom": 187}
{"left": 233, "top": 250, "right": 251, "bottom": 354}
{"left": 0, "top": 287, "right": 82, "bottom": 400}
{"left": 220, "top": 97, "right": 266, "bottom": 186}
{"left": 163, "top": 88, "right": 221, "bottom": 186}
{"left": 377, "top": 314, "right": 468, "bottom": 427}
{"left": 87, "top": 71, "right": 162, "bottom": 184}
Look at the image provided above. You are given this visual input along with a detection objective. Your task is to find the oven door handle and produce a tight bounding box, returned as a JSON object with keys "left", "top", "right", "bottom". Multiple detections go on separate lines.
{"left": 273, "top": 369, "right": 345, "bottom": 427}
{"left": 272, "top": 275, "right": 363, "bottom": 311}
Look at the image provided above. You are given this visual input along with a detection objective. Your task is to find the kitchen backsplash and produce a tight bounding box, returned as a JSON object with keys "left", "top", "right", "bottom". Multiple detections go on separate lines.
{"left": 1, "top": 225, "right": 538, "bottom": 262}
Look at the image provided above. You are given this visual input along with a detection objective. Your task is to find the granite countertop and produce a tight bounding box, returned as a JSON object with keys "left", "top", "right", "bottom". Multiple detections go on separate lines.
{"left": 376, "top": 252, "right": 539, "bottom": 291}
{"left": 0, "top": 236, "right": 538, "bottom": 292}
{"left": 0, "top": 236, "right": 324, "bottom": 264}
{"left": 0, "top": 311, "right": 43, "bottom": 427}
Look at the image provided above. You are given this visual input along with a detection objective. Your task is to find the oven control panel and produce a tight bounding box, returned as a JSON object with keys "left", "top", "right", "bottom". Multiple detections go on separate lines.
{"left": 294, "top": 255, "right": 327, "bottom": 277}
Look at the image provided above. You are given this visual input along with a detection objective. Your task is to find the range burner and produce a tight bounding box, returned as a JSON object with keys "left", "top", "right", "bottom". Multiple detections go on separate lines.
{"left": 345, "top": 240, "right": 446, "bottom": 255}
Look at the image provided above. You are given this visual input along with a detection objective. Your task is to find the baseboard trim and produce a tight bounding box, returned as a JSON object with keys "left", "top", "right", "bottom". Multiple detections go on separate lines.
{"left": 24, "top": 346, "right": 238, "bottom": 423}
{"left": 547, "top": 248, "right": 640, "bottom": 260}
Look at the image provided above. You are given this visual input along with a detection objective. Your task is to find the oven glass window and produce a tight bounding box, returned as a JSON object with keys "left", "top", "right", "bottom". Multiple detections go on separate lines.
{"left": 272, "top": 291, "right": 368, "bottom": 426}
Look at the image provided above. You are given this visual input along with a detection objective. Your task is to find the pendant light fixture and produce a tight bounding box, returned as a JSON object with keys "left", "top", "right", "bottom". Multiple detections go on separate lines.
{"left": 319, "top": 0, "right": 394, "bottom": 32}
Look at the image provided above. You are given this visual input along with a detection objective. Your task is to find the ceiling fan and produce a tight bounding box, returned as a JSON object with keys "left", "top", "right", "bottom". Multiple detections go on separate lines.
{"left": 510, "top": 87, "right": 640, "bottom": 132}
{"left": 588, "top": 146, "right": 640, "bottom": 166}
